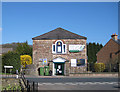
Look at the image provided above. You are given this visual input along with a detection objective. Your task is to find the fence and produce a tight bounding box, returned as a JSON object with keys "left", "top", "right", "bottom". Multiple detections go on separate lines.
{"left": 2, "top": 74, "right": 17, "bottom": 78}
{"left": 21, "top": 72, "right": 38, "bottom": 92}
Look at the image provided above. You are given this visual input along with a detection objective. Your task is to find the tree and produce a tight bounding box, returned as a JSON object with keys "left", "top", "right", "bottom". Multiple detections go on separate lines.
{"left": 87, "top": 42, "right": 103, "bottom": 63}
{"left": 2, "top": 41, "right": 33, "bottom": 73}
{"left": 2, "top": 51, "right": 20, "bottom": 73}
{"left": 20, "top": 55, "right": 32, "bottom": 68}
{"left": 15, "top": 41, "right": 32, "bottom": 57}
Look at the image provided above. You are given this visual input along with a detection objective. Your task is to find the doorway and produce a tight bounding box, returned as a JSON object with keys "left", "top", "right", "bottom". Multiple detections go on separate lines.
{"left": 55, "top": 63, "right": 64, "bottom": 75}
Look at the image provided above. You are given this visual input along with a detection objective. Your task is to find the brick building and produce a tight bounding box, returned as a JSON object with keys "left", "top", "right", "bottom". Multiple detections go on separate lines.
{"left": 32, "top": 27, "right": 87, "bottom": 76}
{"left": 97, "top": 33, "right": 120, "bottom": 64}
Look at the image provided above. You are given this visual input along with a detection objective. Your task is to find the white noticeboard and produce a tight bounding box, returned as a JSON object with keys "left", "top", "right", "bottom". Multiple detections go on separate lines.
{"left": 69, "top": 45, "right": 85, "bottom": 51}
{"left": 4, "top": 66, "right": 13, "bottom": 68}
{"left": 71, "top": 59, "right": 76, "bottom": 67}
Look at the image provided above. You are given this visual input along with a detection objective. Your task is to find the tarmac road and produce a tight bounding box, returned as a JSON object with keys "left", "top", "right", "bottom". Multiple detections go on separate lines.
{"left": 26, "top": 77, "right": 119, "bottom": 90}
{"left": 26, "top": 77, "right": 118, "bottom": 83}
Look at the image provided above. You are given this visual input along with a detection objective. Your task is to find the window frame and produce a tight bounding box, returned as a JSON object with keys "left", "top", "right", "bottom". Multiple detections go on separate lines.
{"left": 56, "top": 41, "right": 62, "bottom": 53}
{"left": 52, "top": 40, "right": 67, "bottom": 54}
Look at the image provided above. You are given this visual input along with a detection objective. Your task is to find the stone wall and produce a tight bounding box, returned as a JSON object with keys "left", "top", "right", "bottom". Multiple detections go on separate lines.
{"left": 2, "top": 78, "right": 20, "bottom": 88}
{"left": 33, "top": 39, "right": 87, "bottom": 75}
{"left": 69, "top": 73, "right": 118, "bottom": 77}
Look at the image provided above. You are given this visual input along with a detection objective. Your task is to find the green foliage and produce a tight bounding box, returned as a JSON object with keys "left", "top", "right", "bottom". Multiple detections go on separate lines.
{"left": 2, "top": 51, "right": 20, "bottom": 73}
{"left": 94, "top": 63, "right": 105, "bottom": 72}
{"left": 2, "top": 85, "right": 21, "bottom": 91}
{"left": 0, "top": 55, "right": 2, "bottom": 73}
{"left": 15, "top": 41, "right": 32, "bottom": 57}
{"left": 2, "top": 41, "right": 32, "bottom": 73}
{"left": 87, "top": 42, "right": 103, "bottom": 63}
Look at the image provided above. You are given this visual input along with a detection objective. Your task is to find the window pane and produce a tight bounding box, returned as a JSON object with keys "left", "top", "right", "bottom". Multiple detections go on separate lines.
{"left": 58, "top": 46, "right": 61, "bottom": 52}
{"left": 56, "top": 41, "right": 62, "bottom": 53}
{"left": 63, "top": 45, "right": 65, "bottom": 52}
{"left": 57, "top": 42, "right": 62, "bottom": 46}
{"left": 53, "top": 45, "right": 55, "bottom": 51}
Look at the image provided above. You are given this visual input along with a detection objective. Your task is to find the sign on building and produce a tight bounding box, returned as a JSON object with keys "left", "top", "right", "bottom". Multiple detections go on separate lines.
{"left": 77, "top": 59, "right": 85, "bottom": 66}
{"left": 43, "top": 58, "right": 47, "bottom": 65}
{"left": 69, "top": 45, "right": 85, "bottom": 52}
{"left": 71, "top": 59, "right": 76, "bottom": 67}
{"left": 39, "top": 58, "right": 47, "bottom": 65}
{"left": 71, "top": 59, "right": 85, "bottom": 67}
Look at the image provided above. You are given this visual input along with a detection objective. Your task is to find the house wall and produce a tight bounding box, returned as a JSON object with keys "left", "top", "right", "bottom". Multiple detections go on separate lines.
{"left": 33, "top": 39, "right": 87, "bottom": 75}
{"left": 97, "top": 39, "right": 120, "bottom": 64}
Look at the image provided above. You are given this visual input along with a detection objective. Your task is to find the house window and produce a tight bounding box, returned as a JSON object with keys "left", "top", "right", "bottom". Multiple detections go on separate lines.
{"left": 56, "top": 41, "right": 62, "bottom": 53}
{"left": 52, "top": 40, "right": 66, "bottom": 54}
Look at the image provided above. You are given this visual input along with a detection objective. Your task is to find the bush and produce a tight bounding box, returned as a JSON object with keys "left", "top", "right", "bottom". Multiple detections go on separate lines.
{"left": 20, "top": 55, "right": 32, "bottom": 68}
{"left": 2, "top": 51, "right": 21, "bottom": 73}
{"left": 2, "top": 41, "right": 32, "bottom": 74}
{"left": 94, "top": 63, "right": 105, "bottom": 72}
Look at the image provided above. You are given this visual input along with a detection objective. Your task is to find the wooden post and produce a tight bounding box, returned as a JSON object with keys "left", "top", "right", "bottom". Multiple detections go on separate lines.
{"left": 5, "top": 68, "right": 6, "bottom": 75}
{"left": 10, "top": 69, "right": 12, "bottom": 74}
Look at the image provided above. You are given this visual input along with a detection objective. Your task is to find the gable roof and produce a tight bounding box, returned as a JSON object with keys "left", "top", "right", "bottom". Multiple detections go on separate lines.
{"left": 112, "top": 38, "right": 120, "bottom": 45}
{"left": 96, "top": 38, "right": 120, "bottom": 55}
{"left": 0, "top": 48, "right": 13, "bottom": 54}
{"left": 32, "top": 27, "right": 87, "bottom": 40}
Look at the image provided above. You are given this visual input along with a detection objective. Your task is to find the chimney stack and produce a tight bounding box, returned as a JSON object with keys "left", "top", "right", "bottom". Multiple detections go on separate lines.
{"left": 111, "top": 33, "right": 118, "bottom": 40}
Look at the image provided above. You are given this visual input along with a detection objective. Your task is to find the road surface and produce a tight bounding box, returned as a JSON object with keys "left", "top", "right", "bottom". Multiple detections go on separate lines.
{"left": 26, "top": 77, "right": 119, "bottom": 90}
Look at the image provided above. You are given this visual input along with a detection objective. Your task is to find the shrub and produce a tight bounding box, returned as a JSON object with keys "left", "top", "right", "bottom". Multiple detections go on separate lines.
{"left": 20, "top": 55, "right": 32, "bottom": 68}
{"left": 94, "top": 63, "right": 105, "bottom": 72}
{"left": 2, "top": 51, "right": 20, "bottom": 73}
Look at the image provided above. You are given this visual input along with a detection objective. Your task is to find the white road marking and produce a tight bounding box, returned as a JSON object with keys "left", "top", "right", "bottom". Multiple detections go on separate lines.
{"left": 38, "top": 82, "right": 118, "bottom": 86}
{"left": 54, "top": 83, "right": 66, "bottom": 85}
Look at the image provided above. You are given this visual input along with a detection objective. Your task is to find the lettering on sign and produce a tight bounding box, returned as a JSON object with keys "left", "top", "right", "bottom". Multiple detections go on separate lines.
{"left": 69, "top": 45, "right": 85, "bottom": 52}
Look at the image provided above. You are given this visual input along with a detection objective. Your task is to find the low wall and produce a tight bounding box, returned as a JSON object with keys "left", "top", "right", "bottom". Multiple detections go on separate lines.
{"left": 69, "top": 73, "right": 118, "bottom": 77}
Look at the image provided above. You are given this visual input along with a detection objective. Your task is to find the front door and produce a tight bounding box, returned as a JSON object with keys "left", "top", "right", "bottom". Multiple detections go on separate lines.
{"left": 55, "top": 63, "right": 64, "bottom": 75}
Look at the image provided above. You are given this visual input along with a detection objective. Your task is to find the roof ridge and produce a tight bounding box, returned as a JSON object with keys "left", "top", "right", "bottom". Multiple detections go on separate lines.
{"left": 32, "top": 27, "right": 87, "bottom": 40}
{"left": 60, "top": 28, "right": 87, "bottom": 39}
{"left": 32, "top": 28, "right": 59, "bottom": 40}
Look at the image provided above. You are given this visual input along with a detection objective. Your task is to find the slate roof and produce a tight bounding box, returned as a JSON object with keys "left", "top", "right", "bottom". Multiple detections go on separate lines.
{"left": 0, "top": 48, "right": 13, "bottom": 54}
{"left": 32, "top": 27, "right": 87, "bottom": 40}
{"left": 112, "top": 38, "right": 120, "bottom": 45}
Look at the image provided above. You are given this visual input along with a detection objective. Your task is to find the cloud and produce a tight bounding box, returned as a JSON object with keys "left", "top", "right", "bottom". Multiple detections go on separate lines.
{"left": 0, "top": 28, "right": 2, "bottom": 31}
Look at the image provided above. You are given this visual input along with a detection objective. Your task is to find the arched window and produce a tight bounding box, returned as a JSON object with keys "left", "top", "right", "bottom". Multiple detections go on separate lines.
{"left": 56, "top": 41, "right": 62, "bottom": 53}
{"left": 52, "top": 40, "right": 66, "bottom": 54}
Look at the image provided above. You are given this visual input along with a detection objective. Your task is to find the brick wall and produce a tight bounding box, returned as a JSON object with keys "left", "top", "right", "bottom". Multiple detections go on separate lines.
{"left": 97, "top": 39, "right": 120, "bottom": 64}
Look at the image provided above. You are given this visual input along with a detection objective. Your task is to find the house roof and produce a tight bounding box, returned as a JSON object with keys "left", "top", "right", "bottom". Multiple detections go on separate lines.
{"left": 0, "top": 48, "right": 13, "bottom": 54}
{"left": 112, "top": 39, "right": 120, "bottom": 45}
{"left": 32, "top": 27, "right": 87, "bottom": 40}
{"left": 96, "top": 38, "right": 120, "bottom": 56}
